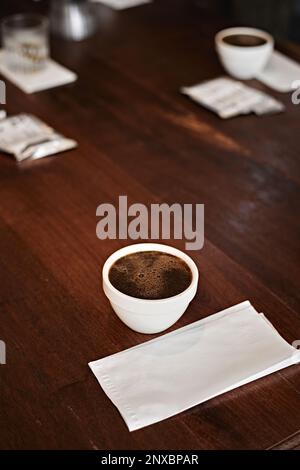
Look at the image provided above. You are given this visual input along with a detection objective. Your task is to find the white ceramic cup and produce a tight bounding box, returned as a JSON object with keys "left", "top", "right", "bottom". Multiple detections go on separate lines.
{"left": 215, "top": 27, "right": 274, "bottom": 79}
{"left": 102, "top": 243, "right": 199, "bottom": 334}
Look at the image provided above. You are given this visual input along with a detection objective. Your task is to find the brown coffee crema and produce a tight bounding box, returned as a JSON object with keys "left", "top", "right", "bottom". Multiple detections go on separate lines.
{"left": 223, "top": 34, "right": 267, "bottom": 47}
{"left": 109, "top": 251, "right": 192, "bottom": 300}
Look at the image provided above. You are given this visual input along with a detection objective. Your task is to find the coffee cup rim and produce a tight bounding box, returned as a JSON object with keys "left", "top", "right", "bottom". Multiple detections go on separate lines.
{"left": 215, "top": 26, "right": 274, "bottom": 50}
{"left": 102, "top": 243, "right": 199, "bottom": 306}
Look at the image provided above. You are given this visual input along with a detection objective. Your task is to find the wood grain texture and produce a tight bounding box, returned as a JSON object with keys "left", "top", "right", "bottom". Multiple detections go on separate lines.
{"left": 0, "top": 0, "right": 300, "bottom": 449}
{"left": 268, "top": 430, "right": 300, "bottom": 450}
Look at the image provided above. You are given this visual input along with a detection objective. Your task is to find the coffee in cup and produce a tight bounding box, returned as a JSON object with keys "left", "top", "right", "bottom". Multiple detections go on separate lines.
{"left": 102, "top": 243, "right": 199, "bottom": 334}
{"left": 215, "top": 27, "right": 274, "bottom": 79}
{"left": 109, "top": 251, "right": 192, "bottom": 300}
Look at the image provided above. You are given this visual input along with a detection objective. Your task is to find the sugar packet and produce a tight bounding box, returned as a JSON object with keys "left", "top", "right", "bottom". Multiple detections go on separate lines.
{"left": 0, "top": 114, "right": 77, "bottom": 162}
{"left": 181, "top": 77, "right": 285, "bottom": 118}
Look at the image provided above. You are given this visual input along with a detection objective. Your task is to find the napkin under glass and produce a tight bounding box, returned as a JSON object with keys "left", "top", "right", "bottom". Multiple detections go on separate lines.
{"left": 89, "top": 301, "right": 300, "bottom": 431}
{"left": 0, "top": 50, "right": 77, "bottom": 94}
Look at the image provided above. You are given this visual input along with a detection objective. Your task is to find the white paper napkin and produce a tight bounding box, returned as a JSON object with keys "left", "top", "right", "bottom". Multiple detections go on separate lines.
{"left": 0, "top": 50, "right": 77, "bottom": 94}
{"left": 91, "top": 0, "right": 151, "bottom": 10}
{"left": 256, "top": 50, "right": 300, "bottom": 92}
{"left": 89, "top": 301, "right": 300, "bottom": 431}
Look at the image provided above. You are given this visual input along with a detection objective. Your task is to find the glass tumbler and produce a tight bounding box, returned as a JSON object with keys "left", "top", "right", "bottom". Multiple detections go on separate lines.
{"left": 2, "top": 14, "right": 49, "bottom": 73}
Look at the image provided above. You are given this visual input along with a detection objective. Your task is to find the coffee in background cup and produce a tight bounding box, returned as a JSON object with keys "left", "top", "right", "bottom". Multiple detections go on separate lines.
{"left": 215, "top": 27, "right": 274, "bottom": 79}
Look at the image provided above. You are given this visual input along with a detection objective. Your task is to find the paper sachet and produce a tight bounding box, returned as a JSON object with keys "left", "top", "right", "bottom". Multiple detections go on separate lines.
{"left": 0, "top": 113, "right": 77, "bottom": 162}
{"left": 181, "top": 77, "right": 285, "bottom": 118}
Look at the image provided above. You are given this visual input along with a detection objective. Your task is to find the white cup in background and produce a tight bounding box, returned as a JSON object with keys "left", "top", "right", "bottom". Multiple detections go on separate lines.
{"left": 215, "top": 26, "right": 274, "bottom": 79}
{"left": 102, "top": 243, "right": 199, "bottom": 334}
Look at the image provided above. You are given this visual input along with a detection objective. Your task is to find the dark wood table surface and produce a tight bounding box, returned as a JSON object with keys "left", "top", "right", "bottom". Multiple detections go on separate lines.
{"left": 1, "top": 0, "right": 300, "bottom": 450}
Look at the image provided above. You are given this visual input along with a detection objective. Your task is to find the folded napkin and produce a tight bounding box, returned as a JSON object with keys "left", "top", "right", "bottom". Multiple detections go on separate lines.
{"left": 89, "top": 301, "right": 300, "bottom": 431}
{"left": 256, "top": 50, "right": 300, "bottom": 92}
{"left": 0, "top": 51, "right": 77, "bottom": 93}
{"left": 91, "top": 0, "right": 151, "bottom": 10}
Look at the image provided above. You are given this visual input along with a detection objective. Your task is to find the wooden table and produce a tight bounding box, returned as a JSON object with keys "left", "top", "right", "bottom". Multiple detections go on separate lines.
{"left": 1, "top": 0, "right": 300, "bottom": 450}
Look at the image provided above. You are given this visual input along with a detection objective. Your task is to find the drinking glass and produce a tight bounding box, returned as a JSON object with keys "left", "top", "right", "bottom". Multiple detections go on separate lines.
{"left": 2, "top": 14, "right": 49, "bottom": 73}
